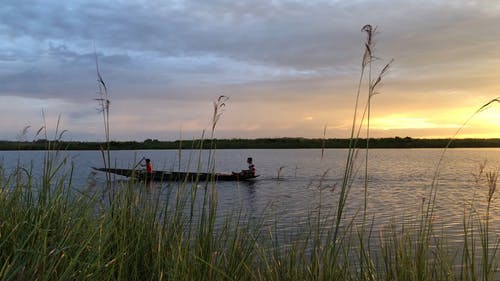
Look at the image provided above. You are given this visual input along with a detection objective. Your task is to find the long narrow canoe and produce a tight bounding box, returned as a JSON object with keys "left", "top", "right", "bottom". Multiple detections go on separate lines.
{"left": 92, "top": 167, "right": 259, "bottom": 182}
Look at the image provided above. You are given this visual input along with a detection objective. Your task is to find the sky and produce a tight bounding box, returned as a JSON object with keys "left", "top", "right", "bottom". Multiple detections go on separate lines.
{"left": 1, "top": 0, "right": 499, "bottom": 141}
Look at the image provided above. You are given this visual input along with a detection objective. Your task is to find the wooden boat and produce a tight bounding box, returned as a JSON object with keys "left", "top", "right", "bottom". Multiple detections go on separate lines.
{"left": 92, "top": 167, "right": 259, "bottom": 182}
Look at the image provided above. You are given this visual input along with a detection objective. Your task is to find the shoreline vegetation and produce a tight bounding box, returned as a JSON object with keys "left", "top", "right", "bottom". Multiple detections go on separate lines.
{"left": 2, "top": 137, "right": 500, "bottom": 150}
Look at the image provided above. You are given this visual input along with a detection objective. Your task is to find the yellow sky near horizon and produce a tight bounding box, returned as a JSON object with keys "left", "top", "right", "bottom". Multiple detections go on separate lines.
{"left": 368, "top": 104, "right": 500, "bottom": 138}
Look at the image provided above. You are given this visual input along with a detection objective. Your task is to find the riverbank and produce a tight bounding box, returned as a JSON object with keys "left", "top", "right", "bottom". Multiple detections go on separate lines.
{"left": 2, "top": 137, "right": 500, "bottom": 150}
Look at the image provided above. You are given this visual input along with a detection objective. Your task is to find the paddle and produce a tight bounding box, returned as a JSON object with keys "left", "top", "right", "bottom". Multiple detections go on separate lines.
{"left": 133, "top": 157, "right": 146, "bottom": 170}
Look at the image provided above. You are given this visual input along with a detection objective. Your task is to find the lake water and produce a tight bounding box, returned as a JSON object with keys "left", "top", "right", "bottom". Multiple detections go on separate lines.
{"left": 2, "top": 148, "right": 500, "bottom": 246}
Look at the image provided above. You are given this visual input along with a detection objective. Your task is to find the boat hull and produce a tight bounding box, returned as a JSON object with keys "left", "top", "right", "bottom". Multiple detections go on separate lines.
{"left": 92, "top": 167, "right": 259, "bottom": 182}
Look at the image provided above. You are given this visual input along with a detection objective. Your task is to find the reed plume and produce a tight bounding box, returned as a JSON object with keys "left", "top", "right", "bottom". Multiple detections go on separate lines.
{"left": 94, "top": 51, "right": 112, "bottom": 183}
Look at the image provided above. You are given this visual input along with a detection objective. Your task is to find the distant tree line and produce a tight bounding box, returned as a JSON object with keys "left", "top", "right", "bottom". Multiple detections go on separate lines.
{"left": 1, "top": 137, "right": 500, "bottom": 150}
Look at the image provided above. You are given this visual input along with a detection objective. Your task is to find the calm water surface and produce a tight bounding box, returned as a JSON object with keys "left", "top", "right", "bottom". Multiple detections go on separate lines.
{"left": 2, "top": 148, "right": 500, "bottom": 243}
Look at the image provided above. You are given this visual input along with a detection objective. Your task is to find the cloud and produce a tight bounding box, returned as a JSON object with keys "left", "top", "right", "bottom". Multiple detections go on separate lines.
{"left": 0, "top": 0, "right": 499, "bottom": 140}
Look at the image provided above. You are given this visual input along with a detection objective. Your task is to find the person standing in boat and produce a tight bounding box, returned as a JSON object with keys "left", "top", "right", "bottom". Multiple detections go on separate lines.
{"left": 141, "top": 158, "right": 153, "bottom": 185}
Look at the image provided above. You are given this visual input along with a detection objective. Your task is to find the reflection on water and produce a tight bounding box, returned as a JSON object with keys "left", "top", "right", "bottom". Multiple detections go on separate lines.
{"left": 2, "top": 148, "right": 500, "bottom": 248}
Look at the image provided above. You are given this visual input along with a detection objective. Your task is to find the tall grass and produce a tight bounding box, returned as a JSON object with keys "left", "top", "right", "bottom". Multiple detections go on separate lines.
{"left": 94, "top": 52, "right": 112, "bottom": 183}
{"left": 1, "top": 26, "right": 500, "bottom": 281}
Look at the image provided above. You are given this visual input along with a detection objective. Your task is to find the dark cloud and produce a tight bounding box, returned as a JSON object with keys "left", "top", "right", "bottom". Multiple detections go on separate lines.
{"left": 2, "top": 1, "right": 498, "bottom": 65}
{"left": 0, "top": 0, "right": 364, "bottom": 69}
{"left": 3, "top": 0, "right": 498, "bottom": 77}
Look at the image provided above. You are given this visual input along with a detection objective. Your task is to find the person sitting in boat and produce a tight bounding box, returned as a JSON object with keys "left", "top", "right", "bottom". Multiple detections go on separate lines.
{"left": 240, "top": 157, "right": 256, "bottom": 177}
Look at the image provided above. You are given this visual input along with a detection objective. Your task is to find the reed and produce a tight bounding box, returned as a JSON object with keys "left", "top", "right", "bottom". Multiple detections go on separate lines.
{"left": 94, "top": 51, "right": 112, "bottom": 184}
